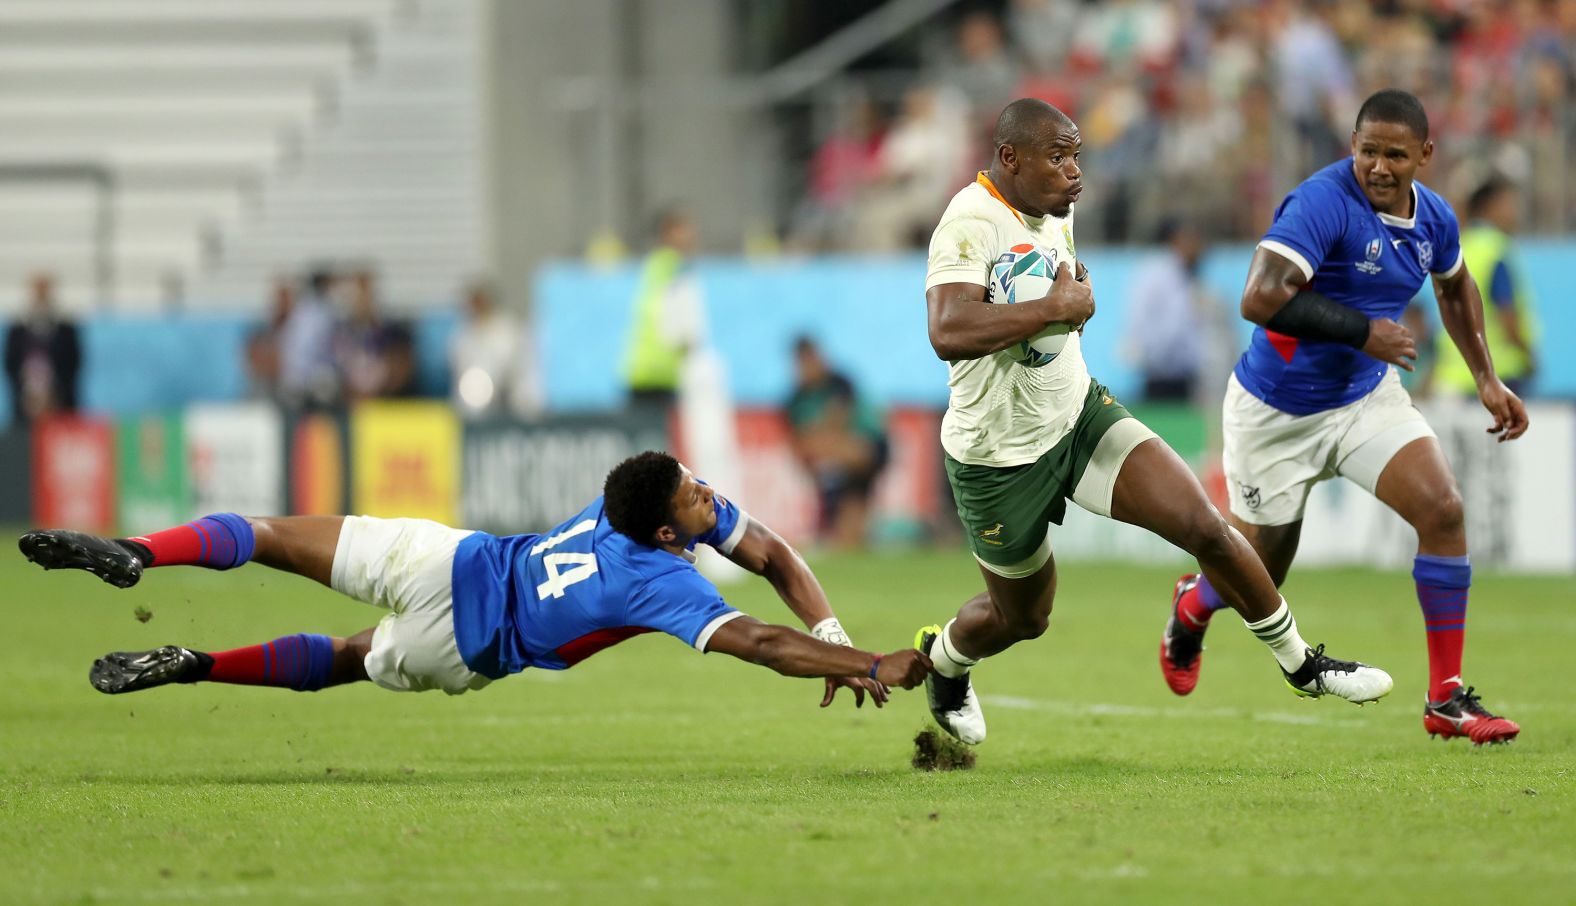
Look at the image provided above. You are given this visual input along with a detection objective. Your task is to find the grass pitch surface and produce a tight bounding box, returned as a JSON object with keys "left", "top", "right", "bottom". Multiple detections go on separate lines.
{"left": 2, "top": 543, "right": 1572, "bottom": 905}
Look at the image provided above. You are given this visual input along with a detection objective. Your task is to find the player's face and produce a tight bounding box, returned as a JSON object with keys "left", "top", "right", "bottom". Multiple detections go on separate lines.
{"left": 663, "top": 467, "right": 718, "bottom": 543}
{"left": 1350, "top": 121, "right": 1433, "bottom": 216}
{"left": 1015, "top": 125, "right": 1083, "bottom": 218}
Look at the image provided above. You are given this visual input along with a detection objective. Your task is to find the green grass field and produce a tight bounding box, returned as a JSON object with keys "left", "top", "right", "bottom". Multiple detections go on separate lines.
{"left": 2, "top": 542, "right": 1573, "bottom": 905}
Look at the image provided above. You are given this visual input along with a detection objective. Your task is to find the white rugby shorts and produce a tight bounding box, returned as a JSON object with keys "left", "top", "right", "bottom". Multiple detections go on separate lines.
{"left": 1222, "top": 369, "right": 1435, "bottom": 526}
{"left": 331, "top": 515, "right": 493, "bottom": 695}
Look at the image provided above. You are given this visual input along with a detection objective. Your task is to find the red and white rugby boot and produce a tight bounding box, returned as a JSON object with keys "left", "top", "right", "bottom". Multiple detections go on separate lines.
{"left": 1159, "top": 574, "right": 1208, "bottom": 695}
{"left": 1424, "top": 685, "right": 1520, "bottom": 745}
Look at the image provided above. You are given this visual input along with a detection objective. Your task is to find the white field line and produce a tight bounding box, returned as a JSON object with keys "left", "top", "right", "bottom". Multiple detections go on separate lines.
{"left": 70, "top": 875, "right": 715, "bottom": 901}
{"left": 983, "top": 694, "right": 1370, "bottom": 727}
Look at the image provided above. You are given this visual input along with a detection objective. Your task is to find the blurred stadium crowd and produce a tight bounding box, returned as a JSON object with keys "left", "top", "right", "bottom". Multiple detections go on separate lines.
{"left": 785, "top": 0, "right": 1574, "bottom": 251}
{"left": 0, "top": 0, "right": 1568, "bottom": 553}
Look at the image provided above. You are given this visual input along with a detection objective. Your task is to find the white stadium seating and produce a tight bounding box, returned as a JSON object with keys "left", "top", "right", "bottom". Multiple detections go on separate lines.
{"left": 0, "top": 0, "right": 485, "bottom": 311}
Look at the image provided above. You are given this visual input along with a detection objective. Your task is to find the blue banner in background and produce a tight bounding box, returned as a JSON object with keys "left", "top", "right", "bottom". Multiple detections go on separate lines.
{"left": 536, "top": 239, "right": 1575, "bottom": 411}
{"left": 0, "top": 239, "right": 1563, "bottom": 427}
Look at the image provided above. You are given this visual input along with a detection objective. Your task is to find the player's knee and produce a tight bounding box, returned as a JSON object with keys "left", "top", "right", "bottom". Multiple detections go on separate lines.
{"left": 1004, "top": 606, "right": 1050, "bottom": 642}
{"left": 333, "top": 631, "right": 374, "bottom": 684}
{"left": 1180, "top": 508, "right": 1233, "bottom": 562}
{"left": 1417, "top": 490, "right": 1466, "bottom": 542}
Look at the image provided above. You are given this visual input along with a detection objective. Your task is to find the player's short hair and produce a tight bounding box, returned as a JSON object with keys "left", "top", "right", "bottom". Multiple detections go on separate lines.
{"left": 1467, "top": 175, "right": 1514, "bottom": 218}
{"left": 993, "top": 98, "right": 1073, "bottom": 151}
{"left": 603, "top": 451, "right": 682, "bottom": 545}
{"left": 1354, "top": 89, "right": 1429, "bottom": 141}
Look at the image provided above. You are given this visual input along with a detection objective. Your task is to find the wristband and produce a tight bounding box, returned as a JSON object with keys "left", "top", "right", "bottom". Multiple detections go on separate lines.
{"left": 810, "top": 617, "right": 853, "bottom": 648}
{"left": 868, "top": 654, "right": 882, "bottom": 680}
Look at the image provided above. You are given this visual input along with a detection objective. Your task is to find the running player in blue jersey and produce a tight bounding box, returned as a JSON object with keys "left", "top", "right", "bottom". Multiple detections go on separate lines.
{"left": 21, "top": 451, "right": 930, "bottom": 707}
{"left": 1157, "top": 90, "right": 1529, "bottom": 745}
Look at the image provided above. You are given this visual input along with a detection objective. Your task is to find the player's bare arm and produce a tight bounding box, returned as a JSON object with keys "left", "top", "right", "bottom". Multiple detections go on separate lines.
{"left": 703, "top": 615, "right": 931, "bottom": 688}
{"left": 1242, "top": 246, "right": 1417, "bottom": 370}
{"left": 725, "top": 516, "right": 833, "bottom": 624}
{"left": 926, "top": 262, "right": 1092, "bottom": 361}
{"left": 725, "top": 515, "right": 891, "bottom": 707}
{"left": 1433, "top": 266, "right": 1529, "bottom": 441}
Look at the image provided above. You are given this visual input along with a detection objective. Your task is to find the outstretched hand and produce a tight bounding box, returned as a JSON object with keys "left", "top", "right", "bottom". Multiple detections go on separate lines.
{"left": 875, "top": 648, "right": 932, "bottom": 690}
{"left": 821, "top": 675, "right": 889, "bottom": 709}
{"left": 1478, "top": 377, "right": 1530, "bottom": 442}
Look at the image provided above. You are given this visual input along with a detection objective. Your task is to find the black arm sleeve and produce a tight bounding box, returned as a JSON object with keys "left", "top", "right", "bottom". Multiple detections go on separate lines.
{"left": 1263, "top": 290, "right": 1370, "bottom": 348}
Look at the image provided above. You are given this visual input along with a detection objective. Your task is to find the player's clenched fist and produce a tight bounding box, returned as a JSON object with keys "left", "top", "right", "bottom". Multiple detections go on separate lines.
{"left": 1362, "top": 317, "right": 1417, "bottom": 371}
{"left": 876, "top": 648, "right": 933, "bottom": 689}
{"left": 1035, "top": 260, "right": 1094, "bottom": 328}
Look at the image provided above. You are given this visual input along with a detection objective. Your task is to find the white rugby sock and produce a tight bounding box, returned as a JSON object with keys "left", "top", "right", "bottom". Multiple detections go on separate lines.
{"left": 930, "top": 618, "right": 980, "bottom": 679}
{"left": 1244, "top": 599, "right": 1311, "bottom": 673}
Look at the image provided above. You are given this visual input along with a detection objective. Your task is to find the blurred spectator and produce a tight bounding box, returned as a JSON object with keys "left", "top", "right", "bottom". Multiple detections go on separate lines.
{"left": 1008, "top": 0, "right": 1080, "bottom": 74}
{"left": 940, "top": 12, "right": 1021, "bottom": 114}
{"left": 855, "top": 85, "right": 972, "bottom": 251}
{"left": 1433, "top": 177, "right": 1540, "bottom": 399}
{"left": 800, "top": 0, "right": 1573, "bottom": 247}
{"left": 336, "top": 270, "right": 415, "bottom": 401}
{"left": 244, "top": 277, "right": 295, "bottom": 400}
{"left": 1269, "top": 0, "right": 1357, "bottom": 177}
{"left": 1232, "top": 78, "right": 1280, "bottom": 239}
{"left": 1149, "top": 73, "right": 1243, "bottom": 238}
{"left": 622, "top": 207, "right": 705, "bottom": 415}
{"left": 277, "top": 269, "right": 341, "bottom": 409}
{"left": 1121, "top": 221, "right": 1218, "bottom": 402}
{"left": 789, "top": 95, "right": 886, "bottom": 252}
{"left": 450, "top": 281, "right": 541, "bottom": 420}
{"left": 786, "top": 336, "right": 889, "bottom": 549}
{"left": 4, "top": 273, "right": 80, "bottom": 423}
{"left": 1202, "top": 6, "right": 1263, "bottom": 103}
{"left": 1354, "top": 5, "right": 1437, "bottom": 97}
{"left": 1070, "top": 0, "right": 1180, "bottom": 73}
{"left": 1079, "top": 71, "right": 1158, "bottom": 241}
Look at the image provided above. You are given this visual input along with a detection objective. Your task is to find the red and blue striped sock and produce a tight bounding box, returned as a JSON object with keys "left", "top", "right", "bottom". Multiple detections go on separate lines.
{"left": 1177, "top": 574, "right": 1230, "bottom": 629}
{"left": 192, "top": 634, "right": 337, "bottom": 691}
{"left": 124, "top": 513, "right": 255, "bottom": 570}
{"left": 1414, "top": 554, "right": 1470, "bottom": 702}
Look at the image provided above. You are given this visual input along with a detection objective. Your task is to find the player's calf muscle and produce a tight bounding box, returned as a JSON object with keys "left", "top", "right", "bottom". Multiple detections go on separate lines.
{"left": 249, "top": 516, "right": 345, "bottom": 586}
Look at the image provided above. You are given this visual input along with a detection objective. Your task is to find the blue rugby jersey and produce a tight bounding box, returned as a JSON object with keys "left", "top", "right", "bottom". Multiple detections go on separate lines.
{"left": 1235, "top": 157, "right": 1463, "bottom": 415}
{"left": 450, "top": 489, "right": 748, "bottom": 678}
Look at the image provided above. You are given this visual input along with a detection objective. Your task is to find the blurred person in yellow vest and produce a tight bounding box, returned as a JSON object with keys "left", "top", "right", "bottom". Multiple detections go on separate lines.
{"left": 1433, "top": 177, "right": 1539, "bottom": 398}
{"left": 621, "top": 207, "right": 744, "bottom": 585}
{"left": 623, "top": 207, "right": 705, "bottom": 415}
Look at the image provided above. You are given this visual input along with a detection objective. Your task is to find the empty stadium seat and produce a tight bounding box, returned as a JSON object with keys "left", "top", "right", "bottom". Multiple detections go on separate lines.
{"left": 0, "top": 0, "right": 484, "bottom": 312}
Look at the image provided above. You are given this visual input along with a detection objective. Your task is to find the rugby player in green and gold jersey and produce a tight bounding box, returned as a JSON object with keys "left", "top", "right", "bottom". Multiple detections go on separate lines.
{"left": 915, "top": 99, "right": 1392, "bottom": 745}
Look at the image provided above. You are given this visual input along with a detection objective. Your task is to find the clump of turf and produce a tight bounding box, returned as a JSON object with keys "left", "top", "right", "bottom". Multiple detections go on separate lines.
{"left": 912, "top": 727, "right": 976, "bottom": 771}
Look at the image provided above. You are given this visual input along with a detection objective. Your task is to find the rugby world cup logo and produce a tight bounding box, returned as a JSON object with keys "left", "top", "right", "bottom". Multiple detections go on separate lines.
{"left": 1358, "top": 237, "right": 1384, "bottom": 275}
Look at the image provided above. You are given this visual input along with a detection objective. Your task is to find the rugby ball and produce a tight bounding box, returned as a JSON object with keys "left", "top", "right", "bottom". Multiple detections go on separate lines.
{"left": 987, "top": 244, "right": 1071, "bottom": 368}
